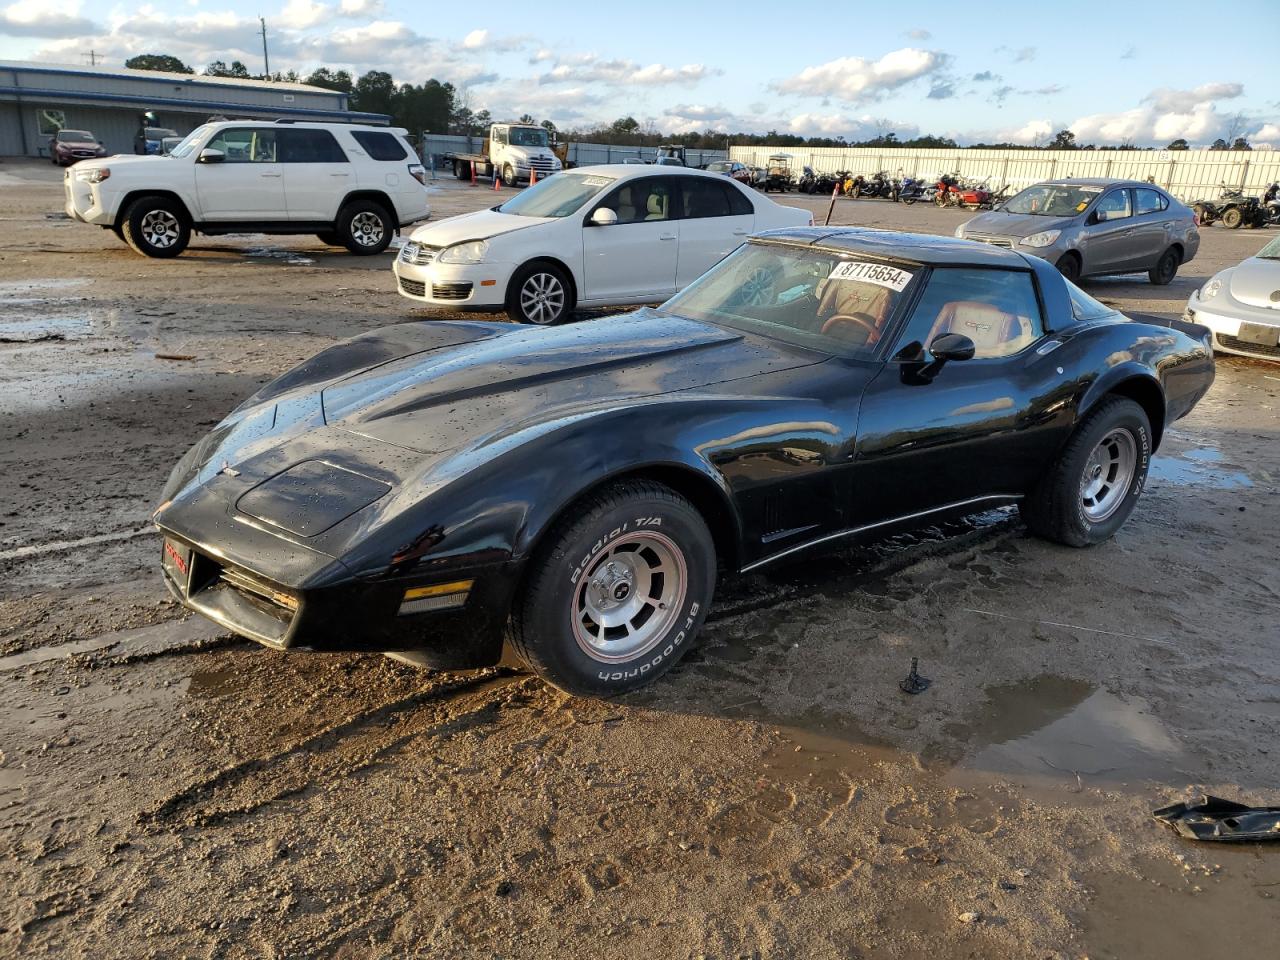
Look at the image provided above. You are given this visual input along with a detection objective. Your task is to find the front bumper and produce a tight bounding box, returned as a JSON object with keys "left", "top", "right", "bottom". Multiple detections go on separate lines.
{"left": 157, "top": 530, "right": 518, "bottom": 669}
{"left": 392, "top": 251, "right": 514, "bottom": 309}
{"left": 63, "top": 174, "right": 113, "bottom": 225}
{"left": 1185, "top": 294, "right": 1280, "bottom": 362}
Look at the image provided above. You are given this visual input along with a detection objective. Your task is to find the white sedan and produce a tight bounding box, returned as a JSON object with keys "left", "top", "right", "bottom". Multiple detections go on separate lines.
{"left": 1184, "top": 235, "right": 1280, "bottom": 362}
{"left": 393, "top": 164, "right": 813, "bottom": 324}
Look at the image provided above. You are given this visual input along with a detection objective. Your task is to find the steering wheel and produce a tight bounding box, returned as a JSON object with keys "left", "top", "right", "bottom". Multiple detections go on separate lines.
{"left": 820, "top": 312, "right": 880, "bottom": 344}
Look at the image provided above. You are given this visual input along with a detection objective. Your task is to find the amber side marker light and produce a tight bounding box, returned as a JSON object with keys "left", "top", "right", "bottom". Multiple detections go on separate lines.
{"left": 398, "top": 579, "right": 474, "bottom": 615}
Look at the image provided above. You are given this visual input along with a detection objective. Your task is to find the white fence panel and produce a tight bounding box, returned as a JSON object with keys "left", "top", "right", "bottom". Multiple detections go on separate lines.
{"left": 418, "top": 132, "right": 726, "bottom": 172}
{"left": 728, "top": 145, "right": 1280, "bottom": 202}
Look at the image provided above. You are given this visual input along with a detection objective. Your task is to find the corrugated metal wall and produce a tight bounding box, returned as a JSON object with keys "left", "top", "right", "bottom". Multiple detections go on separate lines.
{"left": 419, "top": 133, "right": 726, "bottom": 170}
{"left": 728, "top": 145, "right": 1280, "bottom": 202}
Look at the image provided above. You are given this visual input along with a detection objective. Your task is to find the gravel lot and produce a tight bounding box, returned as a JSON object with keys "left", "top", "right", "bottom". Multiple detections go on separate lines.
{"left": 2, "top": 159, "right": 1278, "bottom": 960}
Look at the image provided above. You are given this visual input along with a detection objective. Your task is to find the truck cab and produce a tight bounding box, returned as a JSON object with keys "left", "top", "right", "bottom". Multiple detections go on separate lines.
{"left": 487, "top": 124, "right": 561, "bottom": 186}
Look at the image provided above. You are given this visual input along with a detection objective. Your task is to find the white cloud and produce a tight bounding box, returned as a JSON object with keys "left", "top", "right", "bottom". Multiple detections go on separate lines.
{"left": 338, "top": 0, "right": 382, "bottom": 13}
{"left": 772, "top": 48, "right": 945, "bottom": 103}
{"left": 1071, "top": 83, "right": 1246, "bottom": 145}
{"left": 1144, "top": 82, "right": 1243, "bottom": 113}
{"left": 279, "top": 0, "right": 332, "bottom": 29}
{"left": 0, "top": 0, "right": 98, "bottom": 37}
{"left": 536, "top": 54, "right": 718, "bottom": 87}
{"left": 1246, "top": 122, "right": 1279, "bottom": 150}
{"left": 462, "top": 28, "right": 488, "bottom": 48}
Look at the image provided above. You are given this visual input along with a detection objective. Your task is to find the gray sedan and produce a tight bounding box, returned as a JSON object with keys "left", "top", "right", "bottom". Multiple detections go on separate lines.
{"left": 956, "top": 178, "right": 1200, "bottom": 285}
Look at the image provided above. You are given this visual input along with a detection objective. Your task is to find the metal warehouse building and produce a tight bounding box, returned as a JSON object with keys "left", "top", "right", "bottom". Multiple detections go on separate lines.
{"left": 0, "top": 61, "right": 389, "bottom": 160}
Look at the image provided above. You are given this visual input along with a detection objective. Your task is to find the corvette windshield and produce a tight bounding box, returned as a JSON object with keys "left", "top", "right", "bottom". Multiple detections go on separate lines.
{"left": 497, "top": 172, "right": 615, "bottom": 218}
{"left": 661, "top": 242, "right": 916, "bottom": 357}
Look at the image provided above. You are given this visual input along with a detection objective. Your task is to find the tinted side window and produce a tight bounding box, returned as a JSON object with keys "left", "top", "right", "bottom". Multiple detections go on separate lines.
{"left": 1135, "top": 188, "right": 1167, "bottom": 215}
{"left": 893, "top": 268, "right": 1044, "bottom": 360}
{"left": 680, "top": 178, "right": 731, "bottom": 218}
{"left": 278, "top": 129, "right": 347, "bottom": 163}
{"left": 206, "top": 128, "right": 275, "bottom": 163}
{"left": 725, "top": 182, "right": 753, "bottom": 216}
{"left": 599, "top": 178, "right": 671, "bottom": 224}
{"left": 1095, "top": 190, "right": 1132, "bottom": 221}
{"left": 351, "top": 131, "right": 407, "bottom": 161}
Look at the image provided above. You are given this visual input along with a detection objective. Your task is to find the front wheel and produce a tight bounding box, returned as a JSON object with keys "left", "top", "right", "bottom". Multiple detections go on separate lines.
{"left": 502, "top": 164, "right": 516, "bottom": 188}
{"left": 336, "top": 200, "right": 393, "bottom": 255}
{"left": 1221, "top": 207, "right": 1243, "bottom": 229}
{"left": 510, "top": 480, "right": 716, "bottom": 695}
{"left": 1055, "top": 252, "right": 1082, "bottom": 283}
{"left": 120, "top": 196, "right": 190, "bottom": 258}
{"left": 1020, "top": 397, "right": 1151, "bottom": 547}
{"left": 507, "top": 262, "right": 571, "bottom": 325}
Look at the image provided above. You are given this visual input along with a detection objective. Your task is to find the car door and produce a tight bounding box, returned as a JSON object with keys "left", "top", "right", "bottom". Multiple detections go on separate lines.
{"left": 1131, "top": 187, "right": 1173, "bottom": 267}
{"left": 194, "top": 127, "right": 287, "bottom": 221}
{"left": 277, "top": 128, "right": 350, "bottom": 221}
{"left": 852, "top": 265, "right": 1075, "bottom": 525}
{"left": 1080, "top": 188, "right": 1137, "bottom": 274}
{"left": 581, "top": 176, "right": 678, "bottom": 302}
{"left": 674, "top": 176, "right": 754, "bottom": 288}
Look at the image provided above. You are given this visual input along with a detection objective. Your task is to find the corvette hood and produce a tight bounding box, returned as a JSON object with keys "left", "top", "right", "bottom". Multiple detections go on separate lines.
{"left": 408, "top": 208, "right": 552, "bottom": 246}
{"left": 1227, "top": 257, "right": 1280, "bottom": 309}
{"left": 322, "top": 309, "right": 821, "bottom": 453}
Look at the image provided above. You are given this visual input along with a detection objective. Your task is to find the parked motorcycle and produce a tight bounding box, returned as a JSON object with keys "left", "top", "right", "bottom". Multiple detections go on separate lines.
{"left": 959, "top": 178, "right": 993, "bottom": 210}
{"left": 934, "top": 173, "right": 963, "bottom": 208}
{"left": 797, "top": 166, "right": 819, "bottom": 194}
{"left": 1263, "top": 181, "right": 1280, "bottom": 226}
{"left": 899, "top": 176, "right": 926, "bottom": 205}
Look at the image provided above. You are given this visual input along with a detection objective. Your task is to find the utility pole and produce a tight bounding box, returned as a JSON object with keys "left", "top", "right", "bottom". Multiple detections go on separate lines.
{"left": 84, "top": 50, "right": 100, "bottom": 65}
{"left": 259, "top": 17, "right": 270, "bottom": 79}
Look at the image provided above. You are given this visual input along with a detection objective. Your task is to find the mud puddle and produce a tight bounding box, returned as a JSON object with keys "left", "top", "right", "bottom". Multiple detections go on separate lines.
{"left": 0, "top": 280, "right": 105, "bottom": 343}
{"left": 0, "top": 616, "right": 230, "bottom": 672}
{"left": 1150, "top": 445, "right": 1254, "bottom": 489}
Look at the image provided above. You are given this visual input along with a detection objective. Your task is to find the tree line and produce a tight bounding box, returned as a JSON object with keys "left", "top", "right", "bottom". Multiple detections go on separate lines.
{"left": 120, "top": 55, "right": 1257, "bottom": 151}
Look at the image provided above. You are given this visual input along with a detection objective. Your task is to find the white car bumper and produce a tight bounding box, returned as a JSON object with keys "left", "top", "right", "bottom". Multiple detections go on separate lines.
{"left": 1185, "top": 292, "right": 1280, "bottom": 362}
{"left": 63, "top": 173, "right": 114, "bottom": 225}
{"left": 392, "top": 248, "right": 514, "bottom": 310}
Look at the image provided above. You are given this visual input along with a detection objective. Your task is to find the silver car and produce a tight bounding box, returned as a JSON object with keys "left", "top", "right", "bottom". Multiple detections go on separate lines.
{"left": 1184, "top": 235, "right": 1280, "bottom": 362}
{"left": 957, "top": 178, "right": 1200, "bottom": 285}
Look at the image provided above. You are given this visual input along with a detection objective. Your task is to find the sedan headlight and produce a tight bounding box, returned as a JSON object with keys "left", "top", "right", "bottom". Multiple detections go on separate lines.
{"left": 437, "top": 240, "right": 488, "bottom": 264}
{"left": 76, "top": 167, "right": 110, "bottom": 183}
{"left": 1021, "top": 229, "right": 1061, "bottom": 248}
{"left": 1199, "top": 277, "right": 1222, "bottom": 301}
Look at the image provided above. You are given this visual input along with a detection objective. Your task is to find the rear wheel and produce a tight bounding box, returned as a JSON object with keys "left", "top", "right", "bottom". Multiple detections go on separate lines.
{"left": 1020, "top": 397, "right": 1151, "bottom": 547}
{"left": 1221, "top": 207, "right": 1243, "bottom": 229}
{"left": 1148, "top": 247, "right": 1180, "bottom": 285}
{"left": 120, "top": 195, "right": 190, "bottom": 258}
{"left": 1055, "top": 251, "right": 1082, "bottom": 283}
{"left": 510, "top": 480, "right": 716, "bottom": 695}
{"left": 507, "top": 261, "right": 571, "bottom": 325}
{"left": 336, "top": 200, "right": 393, "bottom": 255}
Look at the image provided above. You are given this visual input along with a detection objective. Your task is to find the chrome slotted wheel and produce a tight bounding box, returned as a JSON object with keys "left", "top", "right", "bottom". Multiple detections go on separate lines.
{"left": 572, "top": 531, "right": 687, "bottom": 663}
{"left": 1080, "top": 428, "right": 1137, "bottom": 523}
{"left": 350, "top": 211, "right": 385, "bottom": 247}
{"left": 141, "top": 209, "right": 180, "bottom": 248}
{"left": 519, "top": 271, "right": 565, "bottom": 324}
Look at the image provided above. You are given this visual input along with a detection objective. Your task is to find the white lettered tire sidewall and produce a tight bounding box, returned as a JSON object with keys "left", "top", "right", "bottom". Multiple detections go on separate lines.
{"left": 514, "top": 482, "right": 716, "bottom": 696}
{"left": 1070, "top": 399, "right": 1151, "bottom": 544}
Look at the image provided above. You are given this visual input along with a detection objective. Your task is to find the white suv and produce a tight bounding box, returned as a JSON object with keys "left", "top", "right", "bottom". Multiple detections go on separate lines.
{"left": 65, "top": 120, "right": 430, "bottom": 258}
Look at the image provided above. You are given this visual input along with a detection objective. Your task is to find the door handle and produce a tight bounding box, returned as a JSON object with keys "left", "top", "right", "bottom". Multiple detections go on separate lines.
{"left": 330, "top": 172, "right": 350, "bottom": 177}
{"left": 260, "top": 173, "right": 282, "bottom": 178}
{"left": 660, "top": 233, "right": 677, "bottom": 241}
{"left": 732, "top": 229, "right": 749, "bottom": 235}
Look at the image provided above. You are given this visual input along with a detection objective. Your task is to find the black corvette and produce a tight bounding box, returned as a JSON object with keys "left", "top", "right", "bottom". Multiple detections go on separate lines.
{"left": 154, "top": 228, "right": 1214, "bottom": 695}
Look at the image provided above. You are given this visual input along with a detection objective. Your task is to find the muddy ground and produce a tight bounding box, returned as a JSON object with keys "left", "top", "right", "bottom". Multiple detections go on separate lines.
{"left": 2, "top": 160, "right": 1279, "bottom": 959}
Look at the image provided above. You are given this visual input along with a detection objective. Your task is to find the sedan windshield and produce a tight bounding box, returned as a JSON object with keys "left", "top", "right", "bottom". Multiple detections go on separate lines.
{"left": 497, "top": 172, "right": 616, "bottom": 218}
{"left": 1256, "top": 237, "right": 1280, "bottom": 260}
{"left": 1003, "top": 183, "right": 1104, "bottom": 217}
{"left": 707, "top": 161, "right": 731, "bottom": 172}
{"left": 661, "top": 242, "right": 917, "bottom": 357}
{"left": 146, "top": 128, "right": 179, "bottom": 140}
{"left": 56, "top": 130, "right": 94, "bottom": 142}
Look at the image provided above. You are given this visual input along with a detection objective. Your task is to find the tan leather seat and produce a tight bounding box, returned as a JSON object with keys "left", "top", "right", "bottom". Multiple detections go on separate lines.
{"left": 816, "top": 280, "right": 892, "bottom": 346}
{"left": 644, "top": 192, "right": 667, "bottom": 221}
{"left": 926, "top": 300, "right": 1034, "bottom": 357}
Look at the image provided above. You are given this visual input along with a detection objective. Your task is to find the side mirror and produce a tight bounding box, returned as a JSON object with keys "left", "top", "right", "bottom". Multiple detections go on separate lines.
{"left": 590, "top": 207, "right": 618, "bottom": 227}
{"left": 1089, "top": 209, "right": 1105, "bottom": 224}
{"left": 197, "top": 148, "right": 225, "bottom": 164}
{"left": 930, "top": 332, "right": 976, "bottom": 362}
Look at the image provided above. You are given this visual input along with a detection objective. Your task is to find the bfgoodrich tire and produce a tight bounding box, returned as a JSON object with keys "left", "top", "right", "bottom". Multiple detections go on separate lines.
{"left": 1020, "top": 396, "right": 1151, "bottom": 547}
{"left": 336, "top": 200, "right": 393, "bottom": 255}
{"left": 120, "top": 196, "right": 190, "bottom": 258}
{"left": 510, "top": 480, "right": 716, "bottom": 696}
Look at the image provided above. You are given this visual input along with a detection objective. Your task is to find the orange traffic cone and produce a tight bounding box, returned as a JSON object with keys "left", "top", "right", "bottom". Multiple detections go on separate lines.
{"left": 469, "top": 160, "right": 476, "bottom": 186}
{"left": 493, "top": 170, "right": 501, "bottom": 191}
{"left": 530, "top": 168, "right": 538, "bottom": 186}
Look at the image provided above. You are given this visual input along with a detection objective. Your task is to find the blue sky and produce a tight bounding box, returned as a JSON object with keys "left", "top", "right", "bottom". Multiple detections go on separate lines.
{"left": 2, "top": 0, "right": 1277, "bottom": 146}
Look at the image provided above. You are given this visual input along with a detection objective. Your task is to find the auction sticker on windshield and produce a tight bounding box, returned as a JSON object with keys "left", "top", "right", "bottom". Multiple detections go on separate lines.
{"left": 581, "top": 176, "right": 613, "bottom": 187}
{"left": 829, "top": 261, "right": 914, "bottom": 292}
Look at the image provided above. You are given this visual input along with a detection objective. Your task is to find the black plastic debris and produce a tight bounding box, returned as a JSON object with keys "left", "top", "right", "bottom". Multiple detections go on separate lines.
{"left": 899, "top": 657, "right": 931, "bottom": 695}
{"left": 1153, "top": 795, "right": 1280, "bottom": 842}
